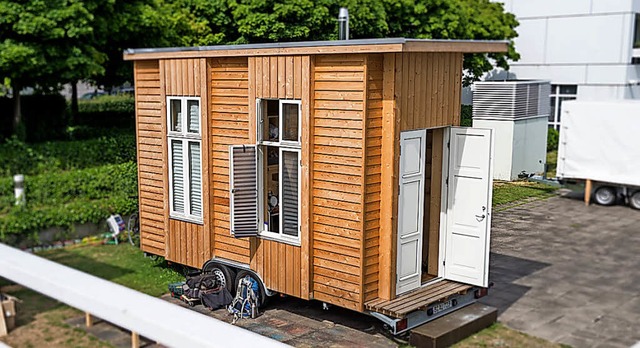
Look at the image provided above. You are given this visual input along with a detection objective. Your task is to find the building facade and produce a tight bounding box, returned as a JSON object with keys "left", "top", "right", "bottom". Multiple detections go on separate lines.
{"left": 485, "top": 0, "right": 640, "bottom": 129}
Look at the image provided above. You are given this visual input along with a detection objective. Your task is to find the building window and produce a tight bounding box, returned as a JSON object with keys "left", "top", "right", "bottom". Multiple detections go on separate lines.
{"left": 549, "top": 85, "right": 577, "bottom": 130}
{"left": 167, "top": 97, "right": 202, "bottom": 223}
{"left": 258, "top": 99, "right": 302, "bottom": 242}
{"left": 634, "top": 14, "right": 640, "bottom": 49}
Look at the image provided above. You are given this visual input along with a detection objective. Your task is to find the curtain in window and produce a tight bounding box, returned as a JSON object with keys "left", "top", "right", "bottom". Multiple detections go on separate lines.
{"left": 189, "top": 142, "right": 202, "bottom": 217}
{"left": 171, "top": 140, "right": 185, "bottom": 213}
{"left": 282, "top": 150, "right": 298, "bottom": 237}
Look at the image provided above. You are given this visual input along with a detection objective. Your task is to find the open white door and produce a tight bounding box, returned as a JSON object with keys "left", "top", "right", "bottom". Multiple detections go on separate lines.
{"left": 444, "top": 127, "right": 493, "bottom": 287}
{"left": 396, "top": 129, "right": 427, "bottom": 295}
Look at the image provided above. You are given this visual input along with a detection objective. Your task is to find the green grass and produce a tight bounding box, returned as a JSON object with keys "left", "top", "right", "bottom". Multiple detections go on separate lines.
{"left": 546, "top": 150, "right": 557, "bottom": 178}
{"left": 492, "top": 181, "right": 557, "bottom": 207}
{"left": 454, "top": 323, "right": 566, "bottom": 348}
{"left": 37, "top": 243, "right": 183, "bottom": 296}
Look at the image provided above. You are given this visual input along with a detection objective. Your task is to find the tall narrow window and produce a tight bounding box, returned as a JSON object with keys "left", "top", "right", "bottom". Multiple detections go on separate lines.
{"left": 168, "top": 97, "right": 202, "bottom": 222}
{"left": 549, "top": 85, "right": 577, "bottom": 130}
{"left": 634, "top": 14, "right": 640, "bottom": 49}
{"left": 252, "top": 98, "right": 302, "bottom": 243}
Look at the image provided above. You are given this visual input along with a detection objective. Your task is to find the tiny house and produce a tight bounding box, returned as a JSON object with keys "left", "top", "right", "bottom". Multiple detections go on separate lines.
{"left": 124, "top": 38, "right": 506, "bottom": 333}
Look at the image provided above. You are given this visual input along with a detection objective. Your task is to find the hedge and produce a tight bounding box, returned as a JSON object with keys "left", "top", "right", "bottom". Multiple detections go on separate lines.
{"left": 0, "top": 133, "right": 136, "bottom": 176}
{"left": 461, "top": 104, "right": 473, "bottom": 127}
{"left": 76, "top": 95, "right": 135, "bottom": 129}
{"left": 0, "top": 162, "right": 138, "bottom": 213}
{"left": 0, "top": 162, "right": 139, "bottom": 240}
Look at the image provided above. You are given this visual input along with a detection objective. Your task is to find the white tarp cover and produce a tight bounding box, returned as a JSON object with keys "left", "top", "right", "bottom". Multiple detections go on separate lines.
{"left": 557, "top": 100, "right": 640, "bottom": 187}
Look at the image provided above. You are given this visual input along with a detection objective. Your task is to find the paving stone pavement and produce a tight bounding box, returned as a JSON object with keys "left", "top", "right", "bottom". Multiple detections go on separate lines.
{"left": 481, "top": 194, "right": 640, "bottom": 348}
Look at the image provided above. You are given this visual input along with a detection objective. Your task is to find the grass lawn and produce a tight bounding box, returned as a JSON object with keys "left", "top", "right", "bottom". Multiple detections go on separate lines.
{"left": 493, "top": 180, "right": 557, "bottom": 207}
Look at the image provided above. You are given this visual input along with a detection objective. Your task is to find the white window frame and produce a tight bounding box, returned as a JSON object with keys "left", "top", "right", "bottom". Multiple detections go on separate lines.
{"left": 167, "top": 96, "right": 203, "bottom": 223}
{"left": 549, "top": 85, "right": 577, "bottom": 130}
{"left": 256, "top": 98, "right": 302, "bottom": 244}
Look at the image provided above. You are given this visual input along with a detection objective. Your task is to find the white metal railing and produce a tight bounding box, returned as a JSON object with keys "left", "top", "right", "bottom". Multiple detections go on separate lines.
{"left": 0, "top": 243, "right": 287, "bottom": 347}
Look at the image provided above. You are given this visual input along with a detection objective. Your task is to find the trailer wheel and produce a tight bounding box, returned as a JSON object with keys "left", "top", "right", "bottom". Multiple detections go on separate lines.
{"left": 594, "top": 186, "right": 616, "bottom": 206}
{"left": 630, "top": 191, "right": 640, "bottom": 210}
{"left": 202, "top": 262, "right": 236, "bottom": 294}
{"left": 234, "top": 270, "right": 267, "bottom": 307}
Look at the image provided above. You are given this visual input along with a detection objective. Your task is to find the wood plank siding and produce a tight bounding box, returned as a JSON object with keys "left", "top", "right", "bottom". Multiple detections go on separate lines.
{"left": 396, "top": 52, "right": 463, "bottom": 130}
{"left": 161, "top": 58, "right": 211, "bottom": 269}
{"left": 135, "top": 60, "right": 165, "bottom": 256}
{"left": 247, "top": 55, "right": 309, "bottom": 299}
{"left": 210, "top": 57, "right": 251, "bottom": 265}
{"left": 363, "top": 55, "right": 383, "bottom": 303}
{"left": 311, "top": 54, "right": 367, "bottom": 312}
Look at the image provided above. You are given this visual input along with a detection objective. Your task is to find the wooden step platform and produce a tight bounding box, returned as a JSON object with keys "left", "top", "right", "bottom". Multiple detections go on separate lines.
{"left": 365, "top": 280, "right": 473, "bottom": 319}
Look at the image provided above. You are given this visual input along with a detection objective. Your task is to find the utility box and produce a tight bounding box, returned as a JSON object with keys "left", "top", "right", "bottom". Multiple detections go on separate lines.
{"left": 472, "top": 80, "right": 550, "bottom": 181}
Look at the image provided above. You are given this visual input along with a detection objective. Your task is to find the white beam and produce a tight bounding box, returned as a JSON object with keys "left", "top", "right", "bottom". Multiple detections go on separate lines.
{"left": 0, "top": 243, "right": 287, "bottom": 347}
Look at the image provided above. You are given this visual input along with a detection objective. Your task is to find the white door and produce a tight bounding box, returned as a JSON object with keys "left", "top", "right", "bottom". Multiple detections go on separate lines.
{"left": 444, "top": 127, "right": 494, "bottom": 287}
{"left": 396, "top": 129, "right": 427, "bottom": 295}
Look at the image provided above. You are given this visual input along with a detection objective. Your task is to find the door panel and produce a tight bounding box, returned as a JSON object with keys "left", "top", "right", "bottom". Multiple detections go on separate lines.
{"left": 396, "top": 129, "right": 427, "bottom": 295}
{"left": 444, "top": 127, "right": 493, "bottom": 287}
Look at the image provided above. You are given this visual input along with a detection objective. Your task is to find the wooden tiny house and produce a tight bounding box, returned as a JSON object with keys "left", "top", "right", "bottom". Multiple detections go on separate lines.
{"left": 124, "top": 38, "right": 506, "bottom": 331}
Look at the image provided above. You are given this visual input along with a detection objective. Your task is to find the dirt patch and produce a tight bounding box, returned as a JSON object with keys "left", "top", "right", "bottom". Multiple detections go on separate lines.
{"left": 0, "top": 284, "right": 112, "bottom": 348}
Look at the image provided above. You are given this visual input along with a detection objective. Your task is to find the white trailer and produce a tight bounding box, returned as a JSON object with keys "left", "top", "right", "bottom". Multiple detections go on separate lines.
{"left": 557, "top": 100, "right": 640, "bottom": 209}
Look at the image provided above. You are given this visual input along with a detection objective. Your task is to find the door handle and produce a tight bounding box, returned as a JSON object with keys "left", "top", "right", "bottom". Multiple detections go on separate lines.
{"left": 475, "top": 214, "right": 486, "bottom": 221}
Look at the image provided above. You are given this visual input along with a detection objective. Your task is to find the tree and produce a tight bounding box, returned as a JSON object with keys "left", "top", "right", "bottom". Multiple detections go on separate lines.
{"left": 0, "top": 0, "right": 105, "bottom": 137}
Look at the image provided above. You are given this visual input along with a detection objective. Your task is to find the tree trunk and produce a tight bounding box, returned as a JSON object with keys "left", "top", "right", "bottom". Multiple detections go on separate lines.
{"left": 71, "top": 81, "right": 79, "bottom": 125}
{"left": 12, "top": 80, "right": 24, "bottom": 140}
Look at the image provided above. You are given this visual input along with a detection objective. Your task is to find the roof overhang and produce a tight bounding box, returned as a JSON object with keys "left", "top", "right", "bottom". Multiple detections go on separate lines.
{"left": 123, "top": 38, "right": 508, "bottom": 61}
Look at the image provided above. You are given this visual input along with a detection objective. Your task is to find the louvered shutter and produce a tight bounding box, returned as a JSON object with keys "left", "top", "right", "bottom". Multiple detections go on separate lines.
{"left": 281, "top": 150, "right": 299, "bottom": 237}
{"left": 171, "top": 140, "right": 185, "bottom": 213}
{"left": 230, "top": 145, "right": 258, "bottom": 238}
{"left": 189, "top": 142, "right": 202, "bottom": 217}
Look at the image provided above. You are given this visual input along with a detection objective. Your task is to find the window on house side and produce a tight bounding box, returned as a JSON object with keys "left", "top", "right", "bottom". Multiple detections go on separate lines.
{"left": 634, "top": 14, "right": 640, "bottom": 49}
{"left": 549, "top": 85, "right": 577, "bottom": 131}
{"left": 167, "top": 97, "right": 203, "bottom": 223}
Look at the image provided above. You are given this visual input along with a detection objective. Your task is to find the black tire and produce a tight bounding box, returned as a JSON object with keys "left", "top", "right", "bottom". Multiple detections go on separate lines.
{"left": 629, "top": 191, "right": 640, "bottom": 210}
{"left": 234, "top": 270, "right": 267, "bottom": 307}
{"left": 594, "top": 186, "right": 616, "bottom": 206}
{"left": 202, "top": 262, "right": 236, "bottom": 294}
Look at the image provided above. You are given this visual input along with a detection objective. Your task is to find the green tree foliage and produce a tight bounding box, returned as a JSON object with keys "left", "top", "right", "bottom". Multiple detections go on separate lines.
{"left": 178, "top": 0, "right": 518, "bottom": 84}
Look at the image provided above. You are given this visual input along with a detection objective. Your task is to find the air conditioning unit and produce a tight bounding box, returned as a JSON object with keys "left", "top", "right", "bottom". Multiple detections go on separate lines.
{"left": 472, "top": 80, "right": 551, "bottom": 181}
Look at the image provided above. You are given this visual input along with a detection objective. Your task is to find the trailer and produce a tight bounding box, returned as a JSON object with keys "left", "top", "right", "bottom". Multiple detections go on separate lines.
{"left": 123, "top": 38, "right": 506, "bottom": 333}
{"left": 557, "top": 100, "right": 640, "bottom": 209}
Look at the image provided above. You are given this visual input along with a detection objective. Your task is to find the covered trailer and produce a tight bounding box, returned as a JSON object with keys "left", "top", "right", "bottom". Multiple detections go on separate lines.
{"left": 123, "top": 38, "right": 506, "bottom": 333}
{"left": 557, "top": 100, "right": 640, "bottom": 209}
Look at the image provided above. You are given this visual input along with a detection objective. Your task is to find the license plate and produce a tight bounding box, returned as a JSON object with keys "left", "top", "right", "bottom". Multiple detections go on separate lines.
{"left": 431, "top": 300, "right": 453, "bottom": 315}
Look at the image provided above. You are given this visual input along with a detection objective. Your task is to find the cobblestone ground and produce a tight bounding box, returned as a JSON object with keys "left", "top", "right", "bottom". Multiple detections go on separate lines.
{"left": 481, "top": 194, "right": 640, "bottom": 348}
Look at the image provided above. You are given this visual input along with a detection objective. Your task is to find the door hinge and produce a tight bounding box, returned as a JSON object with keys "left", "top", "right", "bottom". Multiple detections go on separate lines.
{"left": 443, "top": 260, "right": 446, "bottom": 266}
{"left": 447, "top": 141, "right": 450, "bottom": 149}
{"left": 446, "top": 177, "right": 449, "bottom": 186}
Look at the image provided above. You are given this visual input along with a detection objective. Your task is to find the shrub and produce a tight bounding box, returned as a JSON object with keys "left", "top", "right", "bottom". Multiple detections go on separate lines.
{"left": 77, "top": 95, "right": 135, "bottom": 129}
{"left": 0, "top": 162, "right": 139, "bottom": 240}
{"left": 461, "top": 104, "right": 473, "bottom": 127}
{"left": 547, "top": 127, "right": 559, "bottom": 152}
{"left": 0, "top": 134, "right": 136, "bottom": 176}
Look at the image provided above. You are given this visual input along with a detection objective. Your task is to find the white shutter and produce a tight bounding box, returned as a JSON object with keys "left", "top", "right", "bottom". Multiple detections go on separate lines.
{"left": 171, "top": 140, "right": 185, "bottom": 214}
{"left": 187, "top": 100, "right": 199, "bottom": 133}
{"left": 230, "top": 145, "right": 259, "bottom": 238}
{"left": 189, "top": 142, "right": 202, "bottom": 217}
{"left": 280, "top": 150, "right": 299, "bottom": 237}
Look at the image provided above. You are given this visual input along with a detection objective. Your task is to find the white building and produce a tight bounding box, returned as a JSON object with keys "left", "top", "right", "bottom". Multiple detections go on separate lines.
{"left": 481, "top": 0, "right": 640, "bottom": 129}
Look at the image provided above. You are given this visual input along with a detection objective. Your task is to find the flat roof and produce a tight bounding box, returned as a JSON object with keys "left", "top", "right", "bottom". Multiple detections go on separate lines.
{"left": 123, "top": 38, "right": 508, "bottom": 61}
